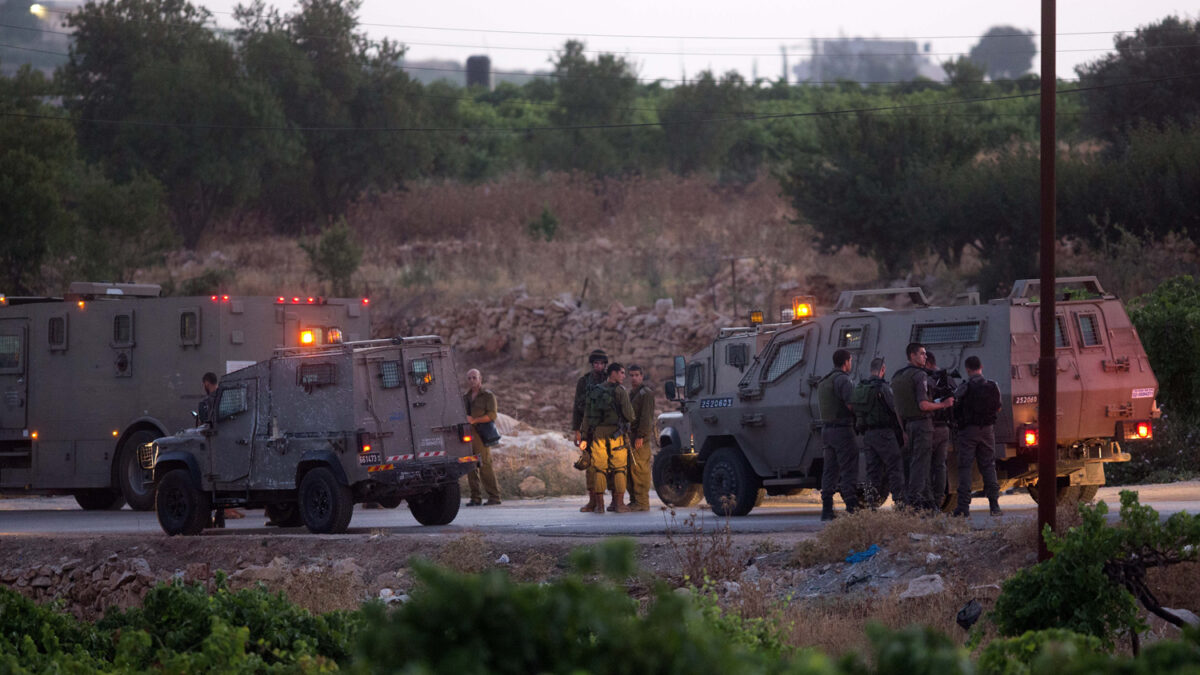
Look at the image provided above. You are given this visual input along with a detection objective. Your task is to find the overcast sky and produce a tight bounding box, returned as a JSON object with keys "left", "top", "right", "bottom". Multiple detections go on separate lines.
{"left": 195, "top": 1, "right": 1194, "bottom": 83}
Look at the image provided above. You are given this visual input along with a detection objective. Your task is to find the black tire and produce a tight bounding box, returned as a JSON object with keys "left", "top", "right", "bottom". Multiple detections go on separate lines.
{"left": 375, "top": 496, "right": 403, "bottom": 509}
{"left": 409, "top": 482, "right": 461, "bottom": 526}
{"left": 1025, "top": 482, "right": 1083, "bottom": 505}
{"left": 702, "top": 447, "right": 761, "bottom": 517}
{"left": 264, "top": 502, "right": 303, "bottom": 527}
{"left": 156, "top": 469, "right": 210, "bottom": 536}
{"left": 299, "top": 467, "right": 354, "bottom": 534}
{"left": 117, "top": 429, "right": 158, "bottom": 511}
{"left": 652, "top": 444, "right": 703, "bottom": 508}
{"left": 74, "top": 489, "right": 125, "bottom": 511}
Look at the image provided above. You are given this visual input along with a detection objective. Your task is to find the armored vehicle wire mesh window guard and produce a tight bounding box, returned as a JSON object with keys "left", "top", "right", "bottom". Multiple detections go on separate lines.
{"left": 912, "top": 322, "right": 982, "bottom": 345}
{"left": 298, "top": 362, "right": 336, "bottom": 390}
{"left": 1055, "top": 315, "right": 1070, "bottom": 348}
{"left": 409, "top": 358, "right": 433, "bottom": 386}
{"left": 179, "top": 310, "right": 200, "bottom": 347}
{"left": 838, "top": 327, "right": 863, "bottom": 349}
{"left": 1077, "top": 314, "right": 1103, "bottom": 347}
{"left": 380, "top": 361, "right": 402, "bottom": 389}
{"left": 48, "top": 316, "right": 67, "bottom": 351}
{"left": 112, "top": 313, "right": 134, "bottom": 347}
{"left": 764, "top": 338, "right": 805, "bottom": 382}
{"left": 726, "top": 343, "right": 749, "bottom": 368}
{"left": 217, "top": 386, "right": 248, "bottom": 420}
{"left": 0, "top": 335, "right": 21, "bottom": 370}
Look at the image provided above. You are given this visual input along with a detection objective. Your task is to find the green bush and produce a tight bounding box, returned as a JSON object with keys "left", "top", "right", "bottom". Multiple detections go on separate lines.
{"left": 526, "top": 204, "right": 560, "bottom": 242}
{"left": 978, "top": 629, "right": 1104, "bottom": 675}
{"left": 1129, "top": 275, "right": 1200, "bottom": 421}
{"left": 300, "top": 218, "right": 363, "bottom": 297}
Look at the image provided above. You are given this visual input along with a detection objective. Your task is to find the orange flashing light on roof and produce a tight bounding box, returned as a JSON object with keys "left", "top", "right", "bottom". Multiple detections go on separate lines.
{"left": 791, "top": 295, "right": 816, "bottom": 322}
{"left": 300, "top": 330, "right": 315, "bottom": 345}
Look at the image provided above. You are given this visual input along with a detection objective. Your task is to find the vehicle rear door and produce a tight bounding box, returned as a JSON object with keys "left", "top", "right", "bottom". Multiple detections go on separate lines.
{"left": 208, "top": 381, "right": 257, "bottom": 487}
{"left": 0, "top": 319, "right": 28, "bottom": 430}
{"left": 404, "top": 345, "right": 461, "bottom": 460}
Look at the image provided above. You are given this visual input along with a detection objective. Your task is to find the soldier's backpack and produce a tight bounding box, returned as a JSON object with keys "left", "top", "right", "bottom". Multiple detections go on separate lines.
{"left": 585, "top": 382, "right": 619, "bottom": 428}
{"left": 850, "top": 380, "right": 892, "bottom": 433}
{"left": 958, "top": 378, "right": 1002, "bottom": 426}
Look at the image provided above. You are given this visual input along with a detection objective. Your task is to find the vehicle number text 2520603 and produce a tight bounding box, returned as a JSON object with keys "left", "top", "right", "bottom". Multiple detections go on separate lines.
{"left": 357, "top": 452, "right": 381, "bottom": 465}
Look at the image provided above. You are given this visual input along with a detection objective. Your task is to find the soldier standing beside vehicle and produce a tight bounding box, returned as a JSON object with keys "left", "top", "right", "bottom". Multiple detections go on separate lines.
{"left": 572, "top": 349, "right": 609, "bottom": 512}
{"left": 197, "top": 372, "right": 218, "bottom": 426}
{"left": 818, "top": 349, "right": 859, "bottom": 521}
{"left": 952, "top": 356, "right": 1004, "bottom": 517}
{"left": 626, "top": 364, "right": 655, "bottom": 511}
{"left": 579, "top": 362, "right": 635, "bottom": 514}
{"left": 464, "top": 368, "right": 502, "bottom": 507}
{"left": 851, "top": 357, "right": 905, "bottom": 509}
{"left": 891, "top": 343, "right": 954, "bottom": 512}
{"left": 924, "top": 352, "right": 957, "bottom": 510}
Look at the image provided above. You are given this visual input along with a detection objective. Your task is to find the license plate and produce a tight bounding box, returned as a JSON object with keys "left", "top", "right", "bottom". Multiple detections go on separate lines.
{"left": 358, "top": 452, "right": 381, "bottom": 465}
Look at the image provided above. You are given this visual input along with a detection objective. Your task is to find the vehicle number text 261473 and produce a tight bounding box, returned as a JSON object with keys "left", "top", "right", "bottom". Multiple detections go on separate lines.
{"left": 357, "top": 452, "right": 381, "bottom": 465}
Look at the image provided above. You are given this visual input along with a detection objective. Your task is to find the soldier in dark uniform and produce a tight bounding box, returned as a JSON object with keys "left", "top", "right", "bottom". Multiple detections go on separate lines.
{"left": 197, "top": 372, "right": 218, "bottom": 426}
{"left": 463, "top": 368, "right": 501, "bottom": 506}
{"left": 853, "top": 357, "right": 906, "bottom": 509}
{"left": 572, "top": 349, "right": 608, "bottom": 512}
{"left": 924, "top": 352, "right": 956, "bottom": 510}
{"left": 579, "top": 362, "right": 636, "bottom": 514}
{"left": 818, "top": 349, "right": 859, "bottom": 521}
{"left": 626, "top": 364, "right": 656, "bottom": 511}
{"left": 952, "top": 355, "right": 1003, "bottom": 517}
{"left": 891, "top": 343, "right": 955, "bottom": 512}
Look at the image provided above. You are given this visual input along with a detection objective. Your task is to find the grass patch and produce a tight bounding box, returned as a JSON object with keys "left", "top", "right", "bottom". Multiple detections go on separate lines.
{"left": 792, "top": 508, "right": 971, "bottom": 567}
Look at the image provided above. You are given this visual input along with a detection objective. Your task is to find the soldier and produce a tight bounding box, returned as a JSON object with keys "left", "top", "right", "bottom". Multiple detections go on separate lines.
{"left": 851, "top": 357, "right": 905, "bottom": 509}
{"left": 626, "top": 364, "right": 655, "bottom": 512}
{"left": 924, "top": 352, "right": 956, "bottom": 510}
{"left": 463, "top": 368, "right": 501, "bottom": 507}
{"left": 579, "top": 362, "right": 636, "bottom": 514}
{"left": 572, "top": 349, "right": 609, "bottom": 512}
{"left": 891, "top": 343, "right": 955, "bottom": 512}
{"left": 196, "top": 372, "right": 218, "bottom": 426}
{"left": 952, "top": 355, "right": 1004, "bottom": 517}
{"left": 818, "top": 349, "right": 859, "bottom": 521}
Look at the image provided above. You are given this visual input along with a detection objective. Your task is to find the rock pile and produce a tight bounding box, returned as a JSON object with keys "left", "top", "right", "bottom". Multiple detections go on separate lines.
{"left": 1, "top": 555, "right": 176, "bottom": 620}
{"left": 471, "top": 413, "right": 587, "bottom": 497}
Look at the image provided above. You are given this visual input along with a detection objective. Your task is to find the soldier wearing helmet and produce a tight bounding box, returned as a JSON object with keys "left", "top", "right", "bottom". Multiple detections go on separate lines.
{"left": 572, "top": 349, "right": 609, "bottom": 511}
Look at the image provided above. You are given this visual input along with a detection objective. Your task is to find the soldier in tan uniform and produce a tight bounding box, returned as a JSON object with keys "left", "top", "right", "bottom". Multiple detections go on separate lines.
{"left": 626, "top": 364, "right": 656, "bottom": 511}
{"left": 463, "top": 368, "right": 501, "bottom": 506}
{"left": 572, "top": 349, "right": 608, "bottom": 511}
{"left": 579, "top": 362, "right": 635, "bottom": 514}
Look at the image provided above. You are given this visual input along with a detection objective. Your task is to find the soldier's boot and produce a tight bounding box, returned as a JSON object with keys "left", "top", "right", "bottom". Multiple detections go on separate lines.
{"left": 610, "top": 474, "right": 630, "bottom": 513}
{"left": 820, "top": 496, "right": 835, "bottom": 522}
{"left": 580, "top": 492, "right": 598, "bottom": 512}
{"left": 988, "top": 498, "right": 1003, "bottom": 517}
{"left": 843, "top": 494, "right": 860, "bottom": 515}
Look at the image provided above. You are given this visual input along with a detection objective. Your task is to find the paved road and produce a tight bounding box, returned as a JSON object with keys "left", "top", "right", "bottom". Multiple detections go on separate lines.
{"left": 2, "top": 482, "right": 1198, "bottom": 538}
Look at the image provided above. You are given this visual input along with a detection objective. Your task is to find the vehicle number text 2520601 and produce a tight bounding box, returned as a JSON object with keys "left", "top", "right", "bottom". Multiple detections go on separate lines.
{"left": 357, "top": 452, "right": 381, "bottom": 465}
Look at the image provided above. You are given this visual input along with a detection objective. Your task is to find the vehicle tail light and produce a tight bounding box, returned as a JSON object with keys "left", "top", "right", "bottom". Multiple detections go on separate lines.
{"left": 357, "top": 432, "right": 371, "bottom": 453}
{"left": 1137, "top": 422, "right": 1152, "bottom": 439}
{"left": 459, "top": 423, "right": 473, "bottom": 444}
{"left": 1022, "top": 427, "right": 1038, "bottom": 448}
{"left": 1119, "top": 420, "right": 1154, "bottom": 441}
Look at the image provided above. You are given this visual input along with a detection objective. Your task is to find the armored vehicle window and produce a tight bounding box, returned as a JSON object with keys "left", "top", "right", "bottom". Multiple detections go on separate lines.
{"left": 112, "top": 313, "right": 134, "bottom": 346}
{"left": 1077, "top": 314, "right": 1102, "bottom": 347}
{"left": 912, "top": 322, "right": 981, "bottom": 345}
{"left": 217, "top": 387, "right": 247, "bottom": 420}
{"left": 764, "top": 338, "right": 805, "bottom": 382}
{"left": 298, "top": 362, "right": 336, "bottom": 388}
{"left": 48, "top": 316, "right": 67, "bottom": 351}
{"left": 410, "top": 358, "right": 433, "bottom": 386}
{"left": 0, "top": 335, "right": 21, "bottom": 370}
{"left": 1054, "top": 315, "right": 1070, "bottom": 348}
{"left": 686, "top": 362, "right": 705, "bottom": 397}
{"left": 838, "top": 328, "right": 863, "bottom": 349}
{"left": 179, "top": 310, "right": 200, "bottom": 346}
{"left": 379, "top": 361, "right": 402, "bottom": 389}
{"left": 726, "top": 343, "right": 749, "bottom": 368}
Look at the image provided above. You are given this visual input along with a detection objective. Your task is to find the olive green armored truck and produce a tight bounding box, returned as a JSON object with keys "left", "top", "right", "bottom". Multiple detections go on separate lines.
{"left": 653, "top": 277, "right": 1160, "bottom": 516}
{"left": 0, "top": 282, "right": 369, "bottom": 511}
{"left": 144, "top": 336, "right": 477, "bottom": 535}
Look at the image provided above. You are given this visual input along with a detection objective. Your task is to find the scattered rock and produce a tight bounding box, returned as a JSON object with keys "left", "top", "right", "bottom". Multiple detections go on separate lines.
{"left": 496, "top": 554, "right": 510, "bottom": 565}
{"left": 722, "top": 581, "right": 741, "bottom": 595}
{"left": 518, "top": 476, "right": 547, "bottom": 497}
{"left": 1164, "top": 608, "right": 1200, "bottom": 627}
{"left": 741, "top": 564, "right": 761, "bottom": 583}
{"left": 925, "top": 553, "right": 942, "bottom": 564}
{"left": 900, "top": 574, "right": 945, "bottom": 599}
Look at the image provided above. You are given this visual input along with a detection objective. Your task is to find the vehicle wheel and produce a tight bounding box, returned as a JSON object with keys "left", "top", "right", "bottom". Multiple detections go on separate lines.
{"left": 156, "top": 469, "right": 210, "bottom": 536}
{"left": 702, "top": 447, "right": 760, "bottom": 517}
{"left": 652, "top": 444, "right": 703, "bottom": 508}
{"left": 117, "top": 429, "right": 158, "bottom": 511}
{"left": 299, "top": 467, "right": 354, "bottom": 534}
{"left": 1079, "top": 485, "right": 1100, "bottom": 502}
{"left": 264, "top": 502, "right": 303, "bottom": 527}
{"left": 409, "top": 482, "right": 461, "bottom": 526}
{"left": 74, "top": 489, "right": 125, "bottom": 511}
{"left": 374, "top": 496, "right": 403, "bottom": 509}
{"left": 1025, "top": 482, "right": 1083, "bottom": 505}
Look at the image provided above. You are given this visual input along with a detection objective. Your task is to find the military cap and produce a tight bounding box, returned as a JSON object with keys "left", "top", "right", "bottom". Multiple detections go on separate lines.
{"left": 588, "top": 349, "right": 609, "bottom": 363}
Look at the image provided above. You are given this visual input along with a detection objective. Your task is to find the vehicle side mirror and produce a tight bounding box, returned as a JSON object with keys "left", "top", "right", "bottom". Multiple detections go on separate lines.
{"left": 665, "top": 381, "right": 677, "bottom": 400}
{"left": 673, "top": 356, "right": 686, "bottom": 391}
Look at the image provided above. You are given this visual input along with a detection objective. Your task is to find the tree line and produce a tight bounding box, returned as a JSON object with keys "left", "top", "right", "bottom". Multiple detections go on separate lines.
{"left": 1, "top": 0, "right": 1197, "bottom": 295}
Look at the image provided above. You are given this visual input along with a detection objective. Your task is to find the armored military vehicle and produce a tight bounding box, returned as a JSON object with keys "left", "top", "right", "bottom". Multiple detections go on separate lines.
{"left": 653, "top": 277, "right": 1160, "bottom": 516}
{"left": 0, "top": 282, "right": 369, "bottom": 511}
{"left": 143, "top": 336, "right": 476, "bottom": 535}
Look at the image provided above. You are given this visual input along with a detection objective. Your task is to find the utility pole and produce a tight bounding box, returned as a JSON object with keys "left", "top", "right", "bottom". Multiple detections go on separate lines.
{"left": 1037, "top": 0, "right": 1058, "bottom": 562}
{"left": 780, "top": 46, "right": 788, "bottom": 85}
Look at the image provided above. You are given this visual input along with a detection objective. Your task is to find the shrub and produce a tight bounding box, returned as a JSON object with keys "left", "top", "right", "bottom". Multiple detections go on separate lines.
{"left": 526, "top": 203, "right": 559, "bottom": 241}
{"left": 1129, "top": 275, "right": 1200, "bottom": 422}
{"left": 300, "top": 218, "right": 363, "bottom": 296}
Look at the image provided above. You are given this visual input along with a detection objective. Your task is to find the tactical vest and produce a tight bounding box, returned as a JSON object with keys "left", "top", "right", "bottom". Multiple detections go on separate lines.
{"left": 585, "top": 382, "right": 623, "bottom": 428}
{"left": 891, "top": 365, "right": 925, "bottom": 420}
{"left": 959, "top": 377, "right": 1001, "bottom": 427}
{"left": 817, "top": 371, "right": 853, "bottom": 423}
{"left": 850, "top": 378, "right": 893, "bottom": 430}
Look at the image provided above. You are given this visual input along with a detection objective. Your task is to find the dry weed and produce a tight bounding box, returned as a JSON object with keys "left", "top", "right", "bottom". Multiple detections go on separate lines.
{"left": 435, "top": 532, "right": 492, "bottom": 574}
{"left": 663, "top": 510, "right": 742, "bottom": 586}
{"left": 1146, "top": 562, "right": 1200, "bottom": 611}
{"left": 511, "top": 551, "right": 561, "bottom": 583}
{"left": 791, "top": 509, "right": 972, "bottom": 567}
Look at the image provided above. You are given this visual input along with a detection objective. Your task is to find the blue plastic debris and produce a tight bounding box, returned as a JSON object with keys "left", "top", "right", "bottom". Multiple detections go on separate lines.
{"left": 845, "top": 544, "right": 880, "bottom": 564}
